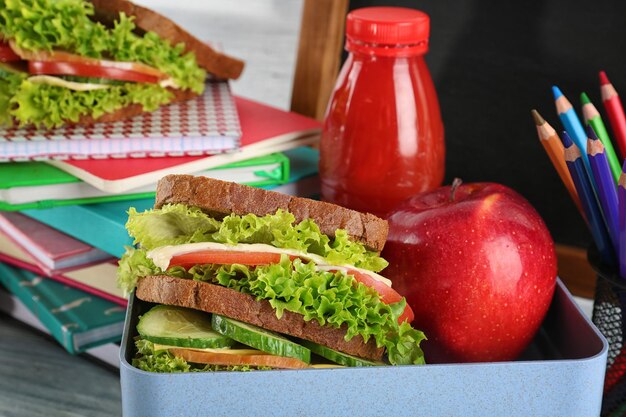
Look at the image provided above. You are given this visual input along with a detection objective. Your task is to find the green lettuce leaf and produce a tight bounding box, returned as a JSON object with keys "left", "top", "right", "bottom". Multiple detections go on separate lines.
{"left": 325, "top": 229, "right": 389, "bottom": 272}
{"left": 126, "top": 204, "right": 388, "bottom": 272}
{"left": 117, "top": 247, "right": 158, "bottom": 297}
{"left": 0, "top": 0, "right": 206, "bottom": 92}
{"left": 0, "top": 68, "right": 26, "bottom": 126}
{"left": 6, "top": 79, "right": 172, "bottom": 128}
{"left": 133, "top": 338, "right": 191, "bottom": 373}
{"left": 108, "top": 16, "right": 206, "bottom": 93}
{"left": 126, "top": 205, "right": 221, "bottom": 250}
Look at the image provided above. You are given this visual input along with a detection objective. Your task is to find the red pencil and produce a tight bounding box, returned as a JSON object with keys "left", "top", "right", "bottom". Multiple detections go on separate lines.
{"left": 600, "top": 71, "right": 626, "bottom": 160}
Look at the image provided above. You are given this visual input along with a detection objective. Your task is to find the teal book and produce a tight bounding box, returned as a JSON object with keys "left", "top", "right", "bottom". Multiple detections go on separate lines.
{"left": 0, "top": 262, "right": 126, "bottom": 354}
{"left": 0, "top": 152, "right": 289, "bottom": 211}
{"left": 22, "top": 147, "right": 319, "bottom": 258}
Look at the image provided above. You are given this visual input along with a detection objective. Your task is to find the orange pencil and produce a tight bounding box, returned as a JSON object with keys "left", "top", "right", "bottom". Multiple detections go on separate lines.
{"left": 531, "top": 109, "right": 583, "bottom": 215}
{"left": 600, "top": 70, "right": 626, "bottom": 159}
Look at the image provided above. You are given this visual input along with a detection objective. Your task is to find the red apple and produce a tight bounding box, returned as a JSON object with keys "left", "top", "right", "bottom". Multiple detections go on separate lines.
{"left": 382, "top": 181, "right": 557, "bottom": 363}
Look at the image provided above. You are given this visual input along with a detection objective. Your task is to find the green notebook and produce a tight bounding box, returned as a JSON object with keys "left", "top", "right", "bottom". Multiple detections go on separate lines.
{"left": 0, "top": 152, "right": 289, "bottom": 211}
{"left": 0, "top": 262, "right": 126, "bottom": 354}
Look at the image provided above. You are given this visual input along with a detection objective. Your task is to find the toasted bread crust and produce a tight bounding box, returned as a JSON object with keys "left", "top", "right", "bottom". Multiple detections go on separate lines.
{"left": 155, "top": 175, "right": 389, "bottom": 252}
{"left": 136, "top": 275, "right": 385, "bottom": 361}
{"left": 88, "top": 0, "right": 244, "bottom": 80}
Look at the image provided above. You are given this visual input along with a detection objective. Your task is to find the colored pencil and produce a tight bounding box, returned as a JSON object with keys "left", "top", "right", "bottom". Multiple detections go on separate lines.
{"left": 531, "top": 109, "right": 583, "bottom": 215}
{"left": 600, "top": 71, "right": 626, "bottom": 160}
{"left": 587, "top": 127, "right": 619, "bottom": 252}
{"left": 581, "top": 92, "right": 621, "bottom": 183}
{"left": 562, "top": 131, "right": 616, "bottom": 265}
{"left": 617, "top": 163, "right": 626, "bottom": 279}
{"left": 553, "top": 86, "right": 590, "bottom": 169}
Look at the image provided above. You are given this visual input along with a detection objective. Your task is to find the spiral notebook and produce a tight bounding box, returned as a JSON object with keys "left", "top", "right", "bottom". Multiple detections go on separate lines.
{"left": 0, "top": 80, "right": 241, "bottom": 161}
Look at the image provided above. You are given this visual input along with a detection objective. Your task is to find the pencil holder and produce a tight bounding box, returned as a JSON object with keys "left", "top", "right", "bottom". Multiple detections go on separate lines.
{"left": 590, "top": 246, "right": 626, "bottom": 416}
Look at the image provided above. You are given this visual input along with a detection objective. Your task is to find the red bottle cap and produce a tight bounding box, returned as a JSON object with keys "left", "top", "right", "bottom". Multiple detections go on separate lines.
{"left": 346, "top": 7, "right": 430, "bottom": 57}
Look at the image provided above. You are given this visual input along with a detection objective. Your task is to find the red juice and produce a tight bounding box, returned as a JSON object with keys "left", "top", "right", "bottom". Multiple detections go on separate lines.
{"left": 320, "top": 7, "right": 445, "bottom": 217}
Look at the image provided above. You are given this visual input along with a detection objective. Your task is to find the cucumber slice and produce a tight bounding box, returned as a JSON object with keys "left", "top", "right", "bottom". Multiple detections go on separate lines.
{"left": 299, "top": 339, "right": 385, "bottom": 367}
{"left": 137, "top": 305, "right": 234, "bottom": 349}
{"left": 211, "top": 314, "right": 311, "bottom": 364}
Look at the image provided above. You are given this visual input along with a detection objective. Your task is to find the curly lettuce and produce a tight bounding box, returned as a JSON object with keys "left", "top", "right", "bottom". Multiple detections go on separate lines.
{"left": 117, "top": 247, "right": 157, "bottom": 297}
{"left": 126, "top": 204, "right": 388, "bottom": 272}
{"left": 126, "top": 204, "right": 221, "bottom": 251}
{"left": 0, "top": 66, "right": 26, "bottom": 125}
{"left": 7, "top": 79, "right": 173, "bottom": 128}
{"left": 0, "top": 0, "right": 206, "bottom": 92}
{"left": 133, "top": 338, "right": 191, "bottom": 373}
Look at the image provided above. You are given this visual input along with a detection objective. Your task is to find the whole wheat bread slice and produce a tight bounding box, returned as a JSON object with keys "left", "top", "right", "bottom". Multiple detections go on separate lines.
{"left": 88, "top": 0, "right": 244, "bottom": 80}
{"left": 155, "top": 175, "right": 389, "bottom": 252}
{"left": 136, "top": 275, "right": 385, "bottom": 361}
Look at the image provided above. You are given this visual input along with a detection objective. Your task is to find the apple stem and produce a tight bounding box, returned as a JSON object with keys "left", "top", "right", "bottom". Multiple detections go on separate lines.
{"left": 450, "top": 178, "right": 463, "bottom": 202}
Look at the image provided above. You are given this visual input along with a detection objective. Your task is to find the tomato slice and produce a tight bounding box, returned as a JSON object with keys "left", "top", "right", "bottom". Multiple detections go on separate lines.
{"left": 168, "top": 347, "right": 309, "bottom": 369}
{"left": 10, "top": 41, "right": 166, "bottom": 79}
{"left": 28, "top": 60, "right": 161, "bottom": 84}
{"left": 330, "top": 268, "right": 415, "bottom": 324}
{"left": 169, "top": 251, "right": 285, "bottom": 269}
{"left": 0, "top": 42, "right": 20, "bottom": 62}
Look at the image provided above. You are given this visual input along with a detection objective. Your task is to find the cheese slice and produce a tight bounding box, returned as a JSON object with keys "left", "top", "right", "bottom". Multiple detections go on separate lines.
{"left": 27, "top": 75, "right": 111, "bottom": 91}
{"left": 310, "top": 363, "right": 345, "bottom": 369}
{"left": 28, "top": 74, "right": 179, "bottom": 91}
{"left": 153, "top": 343, "right": 267, "bottom": 356}
{"left": 147, "top": 242, "right": 392, "bottom": 287}
{"left": 159, "top": 78, "right": 179, "bottom": 89}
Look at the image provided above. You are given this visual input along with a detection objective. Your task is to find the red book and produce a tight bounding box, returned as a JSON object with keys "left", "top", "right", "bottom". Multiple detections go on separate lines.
{"left": 47, "top": 97, "right": 321, "bottom": 193}
{"left": 0, "top": 212, "right": 114, "bottom": 274}
{"left": 0, "top": 226, "right": 124, "bottom": 306}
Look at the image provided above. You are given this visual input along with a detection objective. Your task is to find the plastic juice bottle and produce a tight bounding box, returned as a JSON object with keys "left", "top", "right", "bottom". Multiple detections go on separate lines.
{"left": 320, "top": 7, "right": 445, "bottom": 217}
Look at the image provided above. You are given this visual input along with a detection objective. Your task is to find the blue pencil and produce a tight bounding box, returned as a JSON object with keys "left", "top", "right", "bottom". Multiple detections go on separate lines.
{"left": 562, "top": 131, "right": 616, "bottom": 265}
{"left": 553, "top": 86, "right": 591, "bottom": 170}
{"left": 617, "top": 163, "right": 626, "bottom": 279}
{"left": 587, "top": 126, "right": 620, "bottom": 253}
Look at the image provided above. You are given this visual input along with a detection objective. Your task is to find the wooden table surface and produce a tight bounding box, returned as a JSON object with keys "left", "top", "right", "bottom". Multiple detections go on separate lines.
{"left": 0, "top": 316, "right": 122, "bottom": 417}
{"left": 0, "top": 2, "right": 301, "bottom": 416}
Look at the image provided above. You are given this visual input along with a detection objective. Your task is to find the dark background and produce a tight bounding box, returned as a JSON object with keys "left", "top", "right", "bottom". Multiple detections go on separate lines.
{"left": 349, "top": 0, "right": 626, "bottom": 248}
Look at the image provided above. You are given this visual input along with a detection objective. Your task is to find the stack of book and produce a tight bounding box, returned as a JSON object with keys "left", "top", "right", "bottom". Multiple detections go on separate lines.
{"left": 0, "top": 81, "right": 322, "bottom": 367}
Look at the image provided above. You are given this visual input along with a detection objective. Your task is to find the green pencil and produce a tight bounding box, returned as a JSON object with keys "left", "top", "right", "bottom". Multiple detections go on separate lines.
{"left": 581, "top": 92, "right": 621, "bottom": 183}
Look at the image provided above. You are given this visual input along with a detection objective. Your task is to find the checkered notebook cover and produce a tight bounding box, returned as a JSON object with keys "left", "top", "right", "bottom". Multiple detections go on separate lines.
{"left": 0, "top": 80, "right": 241, "bottom": 161}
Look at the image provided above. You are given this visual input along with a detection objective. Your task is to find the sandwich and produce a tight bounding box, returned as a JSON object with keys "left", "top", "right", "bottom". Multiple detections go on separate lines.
{"left": 0, "top": 0, "right": 244, "bottom": 128}
{"left": 118, "top": 175, "right": 427, "bottom": 371}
